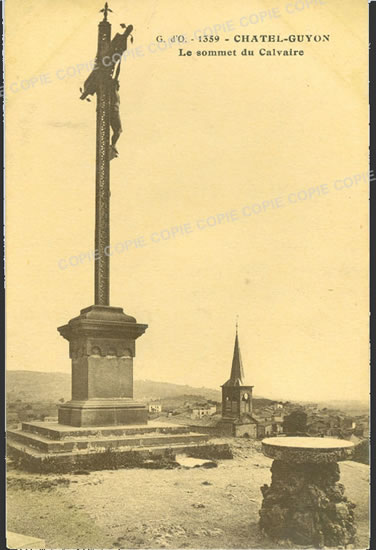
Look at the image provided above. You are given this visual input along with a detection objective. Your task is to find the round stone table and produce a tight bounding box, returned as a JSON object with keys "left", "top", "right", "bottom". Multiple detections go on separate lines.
{"left": 259, "top": 437, "right": 356, "bottom": 548}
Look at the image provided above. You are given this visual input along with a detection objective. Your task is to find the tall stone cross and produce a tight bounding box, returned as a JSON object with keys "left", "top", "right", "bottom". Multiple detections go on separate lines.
{"left": 57, "top": 6, "right": 148, "bottom": 428}
{"left": 95, "top": 3, "right": 112, "bottom": 305}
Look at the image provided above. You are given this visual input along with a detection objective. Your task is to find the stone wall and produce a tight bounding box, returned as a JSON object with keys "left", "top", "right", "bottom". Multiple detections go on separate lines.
{"left": 234, "top": 423, "right": 257, "bottom": 438}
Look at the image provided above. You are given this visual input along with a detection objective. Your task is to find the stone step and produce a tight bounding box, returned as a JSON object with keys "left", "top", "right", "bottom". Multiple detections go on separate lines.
{"left": 8, "top": 437, "right": 216, "bottom": 459}
{"left": 21, "top": 421, "right": 190, "bottom": 440}
{"left": 8, "top": 428, "right": 209, "bottom": 454}
{"left": 7, "top": 437, "right": 232, "bottom": 473}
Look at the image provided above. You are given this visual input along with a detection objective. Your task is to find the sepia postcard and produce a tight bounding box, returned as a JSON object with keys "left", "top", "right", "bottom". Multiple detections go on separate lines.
{"left": 5, "top": 0, "right": 370, "bottom": 549}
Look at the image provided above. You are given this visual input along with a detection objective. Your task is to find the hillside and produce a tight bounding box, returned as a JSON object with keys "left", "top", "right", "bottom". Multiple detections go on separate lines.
{"left": 316, "top": 399, "right": 369, "bottom": 415}
{"left": 134, "top": 379, "right": 221, "bottom": 401}
{"left": 6, "top": 371, "right": 71, "bottom": 403}
{"left": 6, "top": 370, "right": 223, "bottom": 403}
{"left": 6, "top": 371, "right": 280, "bottom": 409}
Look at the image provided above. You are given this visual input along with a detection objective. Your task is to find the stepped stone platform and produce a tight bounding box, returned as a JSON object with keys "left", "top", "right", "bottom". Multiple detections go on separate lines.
{"left": 7, "top": 421, "right": 232, "bottom": 472}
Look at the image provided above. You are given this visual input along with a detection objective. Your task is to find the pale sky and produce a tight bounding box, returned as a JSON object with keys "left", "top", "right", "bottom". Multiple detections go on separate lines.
{"left": 5, "top": 0, "right": 369, "bottom": 402}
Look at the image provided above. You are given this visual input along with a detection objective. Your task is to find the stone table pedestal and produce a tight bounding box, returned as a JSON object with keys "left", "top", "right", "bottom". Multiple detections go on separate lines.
{"left": 259, "top": 437, "right": 356, "bottom": 548}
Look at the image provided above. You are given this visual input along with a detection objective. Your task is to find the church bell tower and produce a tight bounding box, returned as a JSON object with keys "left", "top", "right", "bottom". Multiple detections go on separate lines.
{"left": 221, "top": 322, "right": 254, "bottom": 420}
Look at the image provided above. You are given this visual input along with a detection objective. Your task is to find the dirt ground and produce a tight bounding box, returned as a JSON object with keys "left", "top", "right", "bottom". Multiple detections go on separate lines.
{"left": 6, "top": 439, "right": 369, "bottom": 549}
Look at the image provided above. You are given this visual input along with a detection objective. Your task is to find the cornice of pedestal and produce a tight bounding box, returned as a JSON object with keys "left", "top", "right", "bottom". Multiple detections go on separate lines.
{"left": 59, "top": 398, "right": 147, "bottom": 410}
{"left": 57, "top": 305, "right": 148, "bottom": 343}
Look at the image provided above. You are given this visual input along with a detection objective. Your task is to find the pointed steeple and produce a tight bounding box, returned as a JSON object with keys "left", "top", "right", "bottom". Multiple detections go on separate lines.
{"left": 222, "top": 318, "right": 251, "bottom": 387}
{"left": 230, "top": 321, "right": 245, "bottom": 384}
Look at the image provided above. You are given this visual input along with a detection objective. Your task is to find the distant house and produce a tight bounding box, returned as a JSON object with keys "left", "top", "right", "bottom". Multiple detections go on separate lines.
{"left": 261, "top": 406, "right": 275, "bottom": 417}
{"left": 191, "top": 406, "right": 216, "bottom": 419}
{"left": 273, "top": 422, "right": 284, "bottom": 435}
{"left": 256, "top": 421, "right": 274, "bottom": 438}
{"left": 256, "top": 409, "right": 274, "bottom": 422}
{"left": 148, "top": 403, "right": 162, "bottom": 413}
{"left": 233, "top": 417, "right": 258, "bottom": 438}
{"left": 341, "top": 418, "right": 356, "bottom": 430}
{"left": 307, "top": 419, "right": 330, "bottom": 436}
{"left": 305, "top": 411, "right": 358, "bottom": 438}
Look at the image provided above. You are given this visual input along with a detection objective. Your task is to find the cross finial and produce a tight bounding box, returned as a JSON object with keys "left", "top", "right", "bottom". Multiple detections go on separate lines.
{"left": 100, "top": 2, "right": 112, "bottom": 21}
{"left": 236, "top": 315, "right": 239, "bottom": 334}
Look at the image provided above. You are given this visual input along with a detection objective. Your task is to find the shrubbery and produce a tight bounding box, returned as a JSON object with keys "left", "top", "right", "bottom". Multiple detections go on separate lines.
{"left": 352, "top": 439, "right": 369, "bottom": 465}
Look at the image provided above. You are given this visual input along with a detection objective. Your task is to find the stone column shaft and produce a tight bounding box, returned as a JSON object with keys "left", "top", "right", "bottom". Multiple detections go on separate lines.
{"left": 95, "top": 20, "right": 111, "bottom": 306}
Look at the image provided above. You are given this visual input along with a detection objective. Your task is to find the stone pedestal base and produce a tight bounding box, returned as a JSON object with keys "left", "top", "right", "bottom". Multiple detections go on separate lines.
{"left": 58, "top": 399, "right": 148, "bottom": 427}
{"left": 260, "top": 437, "right": 357, "bottom": 548}
{"left": 57, "top": 305, "right": 148, "bottom": 427}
